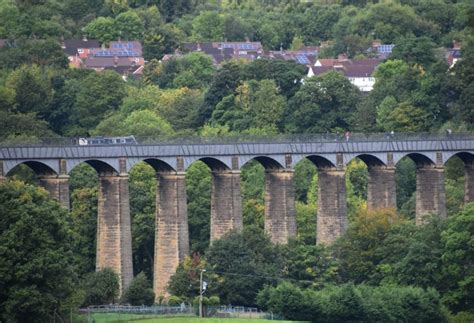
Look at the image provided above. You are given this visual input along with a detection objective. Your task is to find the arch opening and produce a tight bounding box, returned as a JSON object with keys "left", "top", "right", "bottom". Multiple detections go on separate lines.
{"left": 185, "top": 160, "right": 212, "bottom": 254}
{"left": 143, "top": 158, "right": 176, "bottom": 173}
{"left": 397, "top": 153, "right": 435, "bottom": 168}
{"left": 6, "top": 161, "right": 57, "bottom": 178}
{"left": 444, "top": 153, "right": 473, "bottom": 216}
{"left": 128, "top": 161, "right": 158, "bottom": 278}
{"left": 199, "top": 157, "right": 231, "bottom": 172}
{"left": 240, "top": 156, "right": 283, "bottom": 170}
{"left": 69, "top": 160, "right": 119, "bottom": 177}
{"left": 305, "top": 155, "right": 336, "bottom": 169}
{"left": 353, "top": 154, "right": 386, "bottom": 168}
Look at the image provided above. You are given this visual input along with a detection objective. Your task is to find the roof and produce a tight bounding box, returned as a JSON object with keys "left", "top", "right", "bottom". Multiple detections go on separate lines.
{"left": 84, "top": 56, "right": 140, "bottom": 68}
{"left": 344, "top": 65, "right": 377, "bottom": 77}
{"left": 316, "top": 59, "right": 338, "bottom": 66}
{"left": 309, "top": 66, "right": 334, "bottom": 76}
{"left": 309, "top": 59, "right": 380, "bottom": 78}
{"left": 63, "top": 39, "right": 100, "bottom": 56}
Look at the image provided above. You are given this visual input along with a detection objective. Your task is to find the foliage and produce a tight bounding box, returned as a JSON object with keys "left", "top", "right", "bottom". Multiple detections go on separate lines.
{"left": 122, "top": 272, "right": 155, "bottom": 306}
{"left": 186, "top": 161, "right": 212, "bottom": 254}
{"left": 168, "top": 254, "right": 206, "bottom": 301}
{"left": 333, "top": 208, "right": 405, "bottom": 284}
{"left": 204, "top": 227, "right": 283, "bottom": 306}
{"left": 258, "top": 282, "right": 448, "bottom": 323}
{"left": 0, "top": 180, "right": 76, "bottom": 323}
{"left": 83, "top": 268, "right": 120, "bottom": 306}
{"left": 285, "top": 71, "right": 361, "bottom": 133}
{"left": 441, "top": 203, "right": 474, "bottom": 312}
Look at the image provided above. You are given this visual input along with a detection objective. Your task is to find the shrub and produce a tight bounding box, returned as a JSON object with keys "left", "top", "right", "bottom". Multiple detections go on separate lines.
{"left": 122, "top": 272, "right": 155, "bottom": 306}
{"left": 257, "top": 283, "right": 448, "bottom": 322}
{"left": 83, "top": 268, "right": 120, "bottom": 306}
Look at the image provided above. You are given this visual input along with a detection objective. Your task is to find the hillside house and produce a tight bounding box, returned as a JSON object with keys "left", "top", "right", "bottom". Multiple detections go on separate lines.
{"left": 182, "top": 41, "right": 263, "bottom": 65}
{"left": 308, "top": 58, "right": 381, "bottom": 92}
{"left": 62, "top": 39, "right": 144, "bottom": 79}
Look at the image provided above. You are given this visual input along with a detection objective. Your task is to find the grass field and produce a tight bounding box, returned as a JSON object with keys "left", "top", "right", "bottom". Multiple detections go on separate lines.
{"left": 90, "top": 313, "right": 297, "bottom": 323}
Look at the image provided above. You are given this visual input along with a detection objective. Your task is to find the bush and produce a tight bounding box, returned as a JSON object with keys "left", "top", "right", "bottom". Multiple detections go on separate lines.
{"left": 257, "top": 283, "right": 448, "bottom": 322}
{"left": 122, "top": 272, "right": 155, "bottom": 306}
{"left": 167, "top": 295, "right": 183, "bottom": 305}
{"left": 83, "top": 268, "right": 120, "bottom": 306}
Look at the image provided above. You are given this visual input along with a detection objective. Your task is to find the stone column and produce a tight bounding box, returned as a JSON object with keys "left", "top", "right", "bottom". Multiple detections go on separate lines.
{"left": 96, "top": 174, "right": 133, "bottom": 295}
{"left": 317, "top": 168, "right": 347, "bottom": 245}
{"left": 465, "top": 161, "right": 474, "bottom": 203}
{"left": 0, "top": 161, "right": 5, "bottom": 183}
{"left": 153, "top": 171, "right": 189, "bottom": 299}
{"left": 367, "top": 166, "right": 396, "bottom": 210}
{"left": 264, "top": 169, "right": 296, "bottom": 244}
{"left": 210, "top": 170, "right": 243, "bottom": 241}
{"left": 38, "top": 175, "right": 70, "bottom": 209}
{"left": 416, "top": 166, "right": 447, "bottom": 224}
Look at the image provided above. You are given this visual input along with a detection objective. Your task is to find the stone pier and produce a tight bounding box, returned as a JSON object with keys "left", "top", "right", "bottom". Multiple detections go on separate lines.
{"left": 38, "top": 175, "right": 70, "bottom": 209}
{"left": 96, "top": 175, "right": 133, "bottom": 294}
{"left": 264, "top": 169, "right": 296, "bottom": 244}
{"left": 317, "top": 168, "right": 347, "bottom": 245}
{"left": 416, "top": 166, "right": 446, "bottom": 224}
{"left": 153, "top": 171, "right": 189, "bottom": 299}
{"left": 210, "top": 170, "right": 243, "bottom": 241}
{"left": 465, "top": 161, "right": 474, "bottom": 203}
{"left": 367, "top": 166, "right": 396, "bottom": 210}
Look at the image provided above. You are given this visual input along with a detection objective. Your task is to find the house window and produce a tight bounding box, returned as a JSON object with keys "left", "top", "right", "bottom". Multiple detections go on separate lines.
{"left": 78, "top": 48, "right": 84, "bottom": 54}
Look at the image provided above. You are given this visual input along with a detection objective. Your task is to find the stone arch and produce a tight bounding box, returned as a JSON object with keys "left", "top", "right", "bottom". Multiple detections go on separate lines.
{"left": 304, "top": 155, "right": 336, "bottom": 169}
{"left": 5, "top": 160, "right": 58, "bottom": 177}
{"left": 348, "top": 154, "right": 386, "bottom": 168}
{"left": 444, "top": 152, "right": 474, "bottom": 165}
{"left": 199, "top": 157, "right": 231, "bottom": 171}
{"left": 241, "top": 156, "right": 284, "bottom": 170}
{"left": 142, "top": 158, "right": 176, "bottom": 173}
{"left": 444, "top": 152, "right": 474, "bottom": 204}
{"left": 69, "top": 159, "right": 119, "bottom": 176}
{"left": 395, "top": 153, "right": 435, "bottom": 167}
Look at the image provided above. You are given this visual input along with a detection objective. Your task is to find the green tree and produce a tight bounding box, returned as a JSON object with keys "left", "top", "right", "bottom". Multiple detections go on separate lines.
{"left": 0, "top": 181, "right": 76, "bottom": 323}
{"left": 211, "top": 79, "right": 285, "bottom": 132}
{"left": 83, "top": 268, "right": 120, "bottom": 306}
{"left": 285, "top": 71, "right": 360, "bottom": 133}
{"left": 186, "top": 161, "right": 212, "bottom": 254}
{"left": 205, "top": 228, "right": 283, "bottom": 306}
{"left": 84, "top": 16, "right": 118, "bottom": 43}
{"left": 6, "top": 64, "right": 52, "bottom": 118}
{"left": 69, "top": 70, "right": 126, "bottom": 134}
{"left": 192, "top": 11, "right": 223, "bottom": 41}
{"left": 122, "top": 272, "right": 155, "bottom": 305}
{"left": 114, "top": 10, "right": 144, "bottom": 40}
{"left": 442, "top": 203, "right": 474, "bottom": 312}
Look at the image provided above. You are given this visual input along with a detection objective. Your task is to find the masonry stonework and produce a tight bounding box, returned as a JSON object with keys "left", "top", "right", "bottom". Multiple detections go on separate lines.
{"left": 317, "top": 168, "right": 347, "bottom": 245}
{"left": 210, "top": 170, "right": 243, "bottom": 241}
{"left": 153, "top": 172, "right": 189, "bottom": 299}
{"left": 96, "top": 175, "right": 133, "bottom": 295}
{"left": 465, "top": 161, "right": 474, "bottom": 203}
{"left": 264, "top": 169, "right": 296, "bottom": 244}
{"left": 38, "top": 175, "right": 70, "bottom": 209}
{"left": 367, "top": 166, "right": 396, "bottom": 210}
{"left": 416, "top": 166, "right": 447, "bottom": 224}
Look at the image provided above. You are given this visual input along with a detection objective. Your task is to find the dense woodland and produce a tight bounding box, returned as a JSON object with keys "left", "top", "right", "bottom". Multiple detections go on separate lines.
{"left": 0, "top": 0, "right": 474, "bottom": 322}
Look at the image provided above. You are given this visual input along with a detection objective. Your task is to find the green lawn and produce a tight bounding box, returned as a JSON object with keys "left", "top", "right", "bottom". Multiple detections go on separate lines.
{"left": 137, "top": 318, "right": 295, "bottom": 323}
{"left": 90, "top": 313, "right": 297, "bottom": 323}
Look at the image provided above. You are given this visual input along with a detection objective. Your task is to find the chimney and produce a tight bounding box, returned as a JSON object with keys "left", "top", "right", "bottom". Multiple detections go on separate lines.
{"left": 197, "top": 43, "right": 201, "bottom": 51}
{"left": 114, "top": 55, "right": 118, "bottom": 67}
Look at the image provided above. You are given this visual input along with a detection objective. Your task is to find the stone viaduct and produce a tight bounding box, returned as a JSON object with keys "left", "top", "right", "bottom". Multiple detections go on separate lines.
{"left": 1, "top": 135, "right": 474, "bottom": 298}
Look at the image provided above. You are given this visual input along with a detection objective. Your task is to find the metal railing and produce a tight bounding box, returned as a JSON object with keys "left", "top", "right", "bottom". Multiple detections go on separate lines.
{"left": 0, "top": 132, "right": 472, "bottom": 147}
